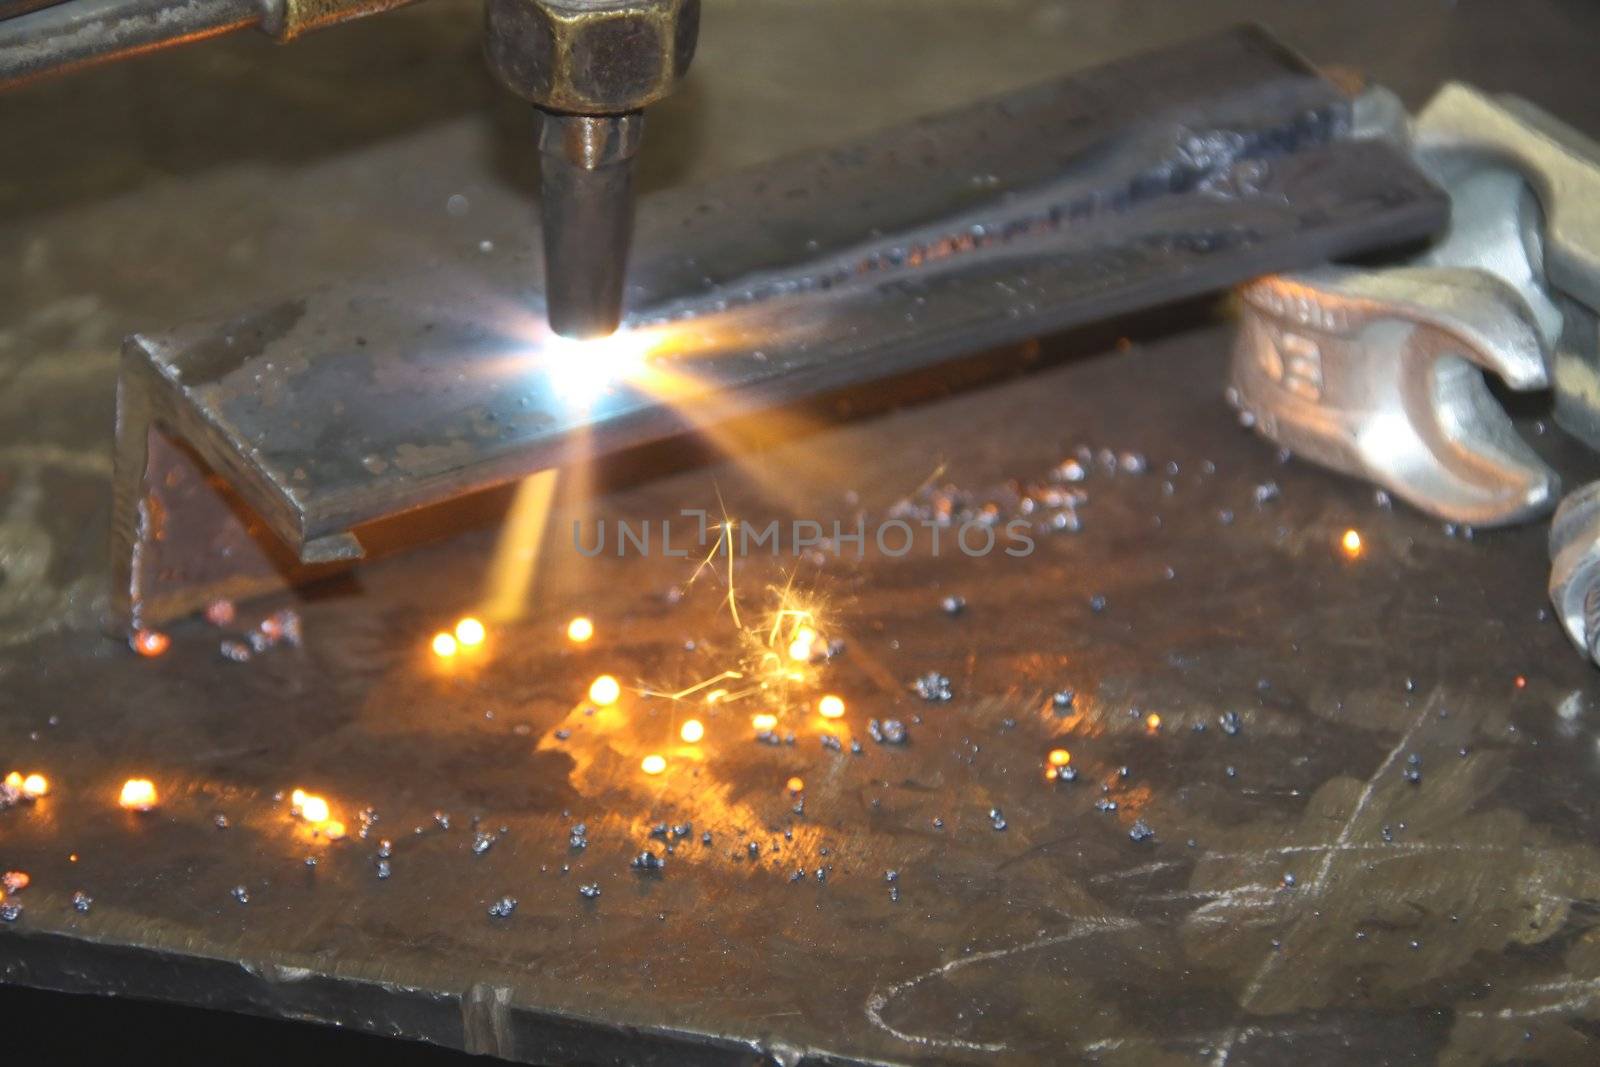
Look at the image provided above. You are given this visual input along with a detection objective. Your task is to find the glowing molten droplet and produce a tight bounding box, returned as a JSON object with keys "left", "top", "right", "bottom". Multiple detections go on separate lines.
{"left": 322, "top": 819, "right": 347, "bottom": 840}
{"left": 752, "top": 713, "right": 778, "bottom": 732}
{"left": 432, "top": 632, "right": 459, "bottom": 658}
{"left": 788, "top": 626, "right": 817, "bottom": 662}
{"left": 3, "top": 771, "right": 21, "bottom": 791}
{"left": 1048, "top": 748, "right": 1072, "bottom": 767}
{"left": 132, "top": 629, "right": 170, "bottom": 658}
{"left": 1146, "top": 713, "right": 1162, "bottom": 732}
{"left": 566, "top": 616, "right": 594, "bottom": 643}
{"left": 1515, "top": 675, "right": 1528, "bottom": 690}
{"left": 1341, "top": 529, "right": 1363, "bottom": 557}
{"left": 680, "top": 719, "right": 705, "bottom": 744}
{"left": 786, "top": 776, "right": 805, "bottom": 794}
{"left": 454, "top": 617, "right": 486, "bottom": 647}
{"left": 21, "top": 774, "right": 48, "bottom": 799}
{"left": 818, "top": 695, "right": 846, "bottom": 719}
{"left": 119, "top": 778, "right": 157, "bottom": 812}
{"left": 589, "top": 674, "right": 622, "bottom": 706}
{"left": 641, "top": 754, "right": 667, "bottom": 775}
{"left": 298, "top": 794, "right": 330, "bottom": 824}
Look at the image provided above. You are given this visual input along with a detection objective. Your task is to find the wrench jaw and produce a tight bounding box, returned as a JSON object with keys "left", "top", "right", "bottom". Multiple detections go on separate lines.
{"left": 1230, "top": 267, "right": 1559, "bottom": 528}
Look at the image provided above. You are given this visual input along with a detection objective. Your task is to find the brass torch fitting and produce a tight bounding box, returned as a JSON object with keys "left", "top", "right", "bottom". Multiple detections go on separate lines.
{"left": 482, "top": 0, "right": 700, "bottom": 115}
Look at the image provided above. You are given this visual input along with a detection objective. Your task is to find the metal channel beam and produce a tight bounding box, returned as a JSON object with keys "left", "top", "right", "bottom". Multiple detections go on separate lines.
{"left": 110, "top": 26, "right": 1448, "bottom": 629}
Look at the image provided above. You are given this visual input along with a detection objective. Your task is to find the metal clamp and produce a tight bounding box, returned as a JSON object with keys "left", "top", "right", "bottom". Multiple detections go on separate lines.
{"left": 1232, "top": 82, "right": 1600, "bottom": 665}
{"left": 1232, "top": 82, "right": 1600, "bottom": 528}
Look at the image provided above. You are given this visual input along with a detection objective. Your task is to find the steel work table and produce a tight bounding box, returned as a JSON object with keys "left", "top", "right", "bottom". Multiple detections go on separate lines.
{"left": 4, "top": 2, "right": 1600, "bottom": 1064}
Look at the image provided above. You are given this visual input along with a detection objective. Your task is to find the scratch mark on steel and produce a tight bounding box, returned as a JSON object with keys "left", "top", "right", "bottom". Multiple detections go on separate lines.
{"left": 864, "top": 916, "right": 1137, "bottom": 1053}
{"left": 1210, "top": 690, "right": 1442, "bottom": 1066}
{"left": 1458, "top": 977, "right": 1600, "bottom": 1020}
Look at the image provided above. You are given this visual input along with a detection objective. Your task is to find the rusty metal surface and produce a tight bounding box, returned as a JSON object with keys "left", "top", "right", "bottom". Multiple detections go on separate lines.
{"left": 109, "top": 27, "right": 1447, "bottom": 629}
{"left": 5, "top": 1, "right": 1600, "bottom": 1064}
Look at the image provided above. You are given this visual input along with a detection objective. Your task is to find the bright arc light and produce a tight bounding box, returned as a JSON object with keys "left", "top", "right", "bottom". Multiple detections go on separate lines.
{"left": 21, "top": 774, "right": 48, "bottom": 799}
{"left": 567, "top": 616, "right": 595, "bottom": 643}
{"left": 543, "top": 329, "right": 656, "bottom": 409}
{"left": 680, "top": 719, "right": 705, "bottom": 743}
{"left": 455, "top": 617, "right": 486, "bottom": 647}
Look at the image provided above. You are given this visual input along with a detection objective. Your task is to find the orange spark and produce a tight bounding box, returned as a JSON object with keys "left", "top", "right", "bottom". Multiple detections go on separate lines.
{"left": 589, "top": 674, "right": 622, "bottom": 706}
{"left": 786, "top": 776, "right": 805, "bottom": 794}
{"left": 294, "top": 791, "right": 331, "bottom": 824}
{"left": 818, "top": 695, "right": 845, "bottom": 719}
{"left": 21, "top": 773, "right": 48, "bottom": 798}
{"left": 454, "top": 617, "right": 486, "bottom": 647}
{"left": 641, "top": 754, "right": 667, "bottom": 775}
{"left": 567, "top": 616, "right": 594, "bottom": 643}
{"left": 680, "top": 719, "right": 705, "bottom": 743}
{"left": 1340, "top": 529, "right": 1363, "bottom": 557}
{"left": 3, "top": 772, "right": 21, "bottom": 791}
{"left": 1146, "top": 713, "right": 1162, "bottom": 732}
{"left": 131, "top": 630, "right": 170, "bottom": 657}
{"left": 432, "top": 632, "right": 459, "bottom": 658}
{"left": 1048, "top": 748, "right": 1072, "bottom": 767}
{"left": 118, "top": 778, "right": 157, "bottom": 811}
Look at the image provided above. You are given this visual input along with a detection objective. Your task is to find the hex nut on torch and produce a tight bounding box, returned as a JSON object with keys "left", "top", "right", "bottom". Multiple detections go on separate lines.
{"left": 483, "top": 0, "right": 700, "bottom": 115}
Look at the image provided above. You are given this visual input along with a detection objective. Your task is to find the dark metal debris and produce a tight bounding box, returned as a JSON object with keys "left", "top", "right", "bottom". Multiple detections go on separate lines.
{"left": 913, "top": 672, "right": 953, "bottom": 702}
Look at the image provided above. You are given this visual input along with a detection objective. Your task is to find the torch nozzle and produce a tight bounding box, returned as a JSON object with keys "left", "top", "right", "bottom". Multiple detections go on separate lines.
{"left": 538, "top": 112, "right": 643, "bottom": 340}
